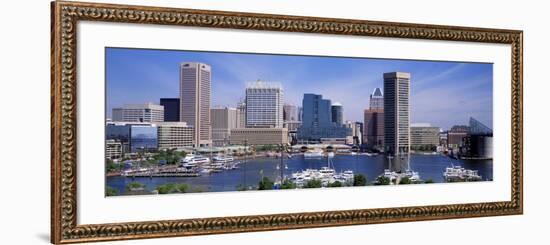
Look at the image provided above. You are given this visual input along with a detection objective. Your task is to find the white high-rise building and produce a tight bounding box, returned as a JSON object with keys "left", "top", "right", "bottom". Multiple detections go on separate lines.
{"left": 180, "top": 62, "right": 212, "bottom": 147}
{"left": 245, "top": 80, "right": 284, "bottom": 128}
{"left": 283, "top": 104, "right": 298, "bottom": 122}
{"left": 384, "top": 72, "right": 411, "bottom": 157}
{"left": 105, "top": 139, "right": 122, "bottom": 159}
{"left": 112, "top": 103, "right": 164, "bottom": 122}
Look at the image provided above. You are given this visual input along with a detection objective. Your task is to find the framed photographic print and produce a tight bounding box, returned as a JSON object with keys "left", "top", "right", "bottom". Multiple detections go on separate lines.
{"left": 51, "top": 0, "right": 523, "bottom": 243}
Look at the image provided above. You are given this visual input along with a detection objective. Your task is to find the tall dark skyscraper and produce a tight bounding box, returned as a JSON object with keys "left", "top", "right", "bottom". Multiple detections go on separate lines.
{"left": 384, "top": 72, "right": 410, "bottom": 171}
{"left": 160, "top": 98, "right": 180, "bottom": 122}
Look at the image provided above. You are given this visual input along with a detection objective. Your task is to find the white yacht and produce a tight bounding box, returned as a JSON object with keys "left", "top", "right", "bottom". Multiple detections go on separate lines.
{"left": 180, "top": 155, "right": 210, "bottom": 166}
{"left": 290, "top": 168, "right": 354, "bottom": 187}
{"left": 443, "top": 165, "right": 482, "bottom": 182}
{"left": 213, "top": 155, "right": 234, "bottom": 163}
{"left": 381, "top": 169, "right": 397, "bottom": 183}
{"left": 304, "top": 150, "right": 324, "bottom": 158}
{"left": 319, "top": 166, "right": 336, "bottom": 175}
{"left": 405, "top": 169, "right": 421, "bottom": 182}
{"left": 180, "top": 161, "right": 197, "bottom": 169}
{"left": 208, "top": 162, "right": 224, "bottom": 172}
{"left": 378, "top": 169, "right": 421, "bottom": 184}
{"left": 377, "top": 154, "right": 421, "bottom": 184}
{"left": 290, "top": 153, "right": 354, "bottom": 187}
{"left": 334, "top": 170, "right": 355, "bottom": 184}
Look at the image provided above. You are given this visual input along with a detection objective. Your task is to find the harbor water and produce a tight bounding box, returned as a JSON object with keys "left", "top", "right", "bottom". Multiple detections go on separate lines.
{"left": 106, "top": 154, "right": 493, "bottom": 195}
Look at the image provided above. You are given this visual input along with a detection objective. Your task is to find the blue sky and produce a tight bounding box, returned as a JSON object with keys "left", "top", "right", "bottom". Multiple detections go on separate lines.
{"left": 106, "top": 47, "right": 493, "bottom": 130}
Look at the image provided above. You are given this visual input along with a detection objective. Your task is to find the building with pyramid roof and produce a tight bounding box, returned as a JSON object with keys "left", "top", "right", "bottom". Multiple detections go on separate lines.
{"left": 463, "top": 117, "right": 493, "bottom": 159}
{"left": 469, "top": 117, "right": 493, "bottom": 135}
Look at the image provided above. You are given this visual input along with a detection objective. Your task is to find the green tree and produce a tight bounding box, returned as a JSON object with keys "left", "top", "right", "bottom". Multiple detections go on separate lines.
{"left": 105, "top": 186, "right": 119, "bottom": 196}
{"left": 177, "top": 183, "right": 189, "bottom": 193}
{"left": 125, "top": 182, "right": 145, "bottom": 192}
{"left": 328, "top": 181, "right": 343, "bottom": 187}
{"left": 152, "top": 150, "right": 186, "bottom": 165}
{"left": 304, "top": 179, "right": 322, "bottom": 188}
{"left": 156, "top": 183, "right": 191, "bottom": 194}
{"left": 353, "top": 174, "right": 368, "bottom": 186}
{"left": 105, "top": 159, "right": 119, "bottom": 172}
{"left": 399, "top": 177, "right": 412, "bottom": 185}
{"left": 424, "top": 178, "right": 434, "bottom": 184}
{"left": 157, "top": 183, "right": 176, "bottom": 194}
{"left": 171, "top": 151, "right": 186, "bottom": 164}
{"left": 255, "top": 144, "right": 277, "bottom": 152}
{"left": 280, "top": 179, "right": 296, "bottom": 189}
{"left": 375, "top": 176, "right": 391, "bottom": 185}
{"left": 258, "top": 177, "right": 274, "bottom": 190}
{"left": 236, "top": 184, "right": 247, "bottom": 191}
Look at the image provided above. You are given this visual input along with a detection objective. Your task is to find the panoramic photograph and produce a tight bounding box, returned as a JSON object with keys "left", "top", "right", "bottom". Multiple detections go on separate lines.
{"left": 104, "top": 47, "right": 494, "bottom": 196}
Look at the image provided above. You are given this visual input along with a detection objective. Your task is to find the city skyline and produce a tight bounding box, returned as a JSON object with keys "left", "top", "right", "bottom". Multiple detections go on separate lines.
{"left": 106, "top": 47, "right": 493, "bottom": 130}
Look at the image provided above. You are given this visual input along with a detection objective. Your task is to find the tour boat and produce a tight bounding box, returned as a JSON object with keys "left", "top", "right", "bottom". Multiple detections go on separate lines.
{"left": 443, "top": 165, "right": 482, "bottom": 182}
{"left": 213, "top": 155, "right": 234, "bottom": 163}
{"left": 180, "top": 161, "right": 198, "bottom": 169}
{"left": 180, "top": 155, "right": 210, "bottom": 165}
{"left": 304, "top": 150, "right": 324, "bottom": 158}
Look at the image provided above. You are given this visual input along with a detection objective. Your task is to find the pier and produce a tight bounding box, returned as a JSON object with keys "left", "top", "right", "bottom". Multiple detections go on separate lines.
{"left": 125, "top": 172, "right": 200, "bottom": 178}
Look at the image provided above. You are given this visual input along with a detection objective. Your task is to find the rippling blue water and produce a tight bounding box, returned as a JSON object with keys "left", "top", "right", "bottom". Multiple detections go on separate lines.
{"left": 106, "top": 154, "right": 493, "bottom": 195}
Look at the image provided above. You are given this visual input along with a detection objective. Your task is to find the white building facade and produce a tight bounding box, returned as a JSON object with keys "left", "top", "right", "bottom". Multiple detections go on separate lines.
{"left": 105, "top": 139, "right": 122, "bottom": 159}
{"left": 410, "top": 123, "right": 440, "bottom": 147}
{"left": 245, "top": 80, "right": 284, "bottom": 128}
{"left": 236, "top": 100, "right": 246, "bottom": 128}
{"left": 157, "top": 122, "right": 194, "bottom": 150}
{"left": 112, "top": 103, "right": 164, "bottom": 122}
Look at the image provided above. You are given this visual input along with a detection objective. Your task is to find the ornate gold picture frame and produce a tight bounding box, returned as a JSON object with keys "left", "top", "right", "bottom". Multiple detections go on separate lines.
{"left": 51, "top": 0, "right": 523, "bottom": 243}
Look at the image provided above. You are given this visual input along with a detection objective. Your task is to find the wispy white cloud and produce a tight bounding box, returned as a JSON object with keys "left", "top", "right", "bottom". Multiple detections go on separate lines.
{"left": 107, "top": 48, "right": 493, "bottom": 129}
{"left": 411, "top": 68, "right": 493, "bottom": 129}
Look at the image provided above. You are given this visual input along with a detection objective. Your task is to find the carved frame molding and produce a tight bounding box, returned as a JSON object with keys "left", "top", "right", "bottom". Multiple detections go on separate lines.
{"left": 51, "top": 1, "right": 523, "bottom": 243}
